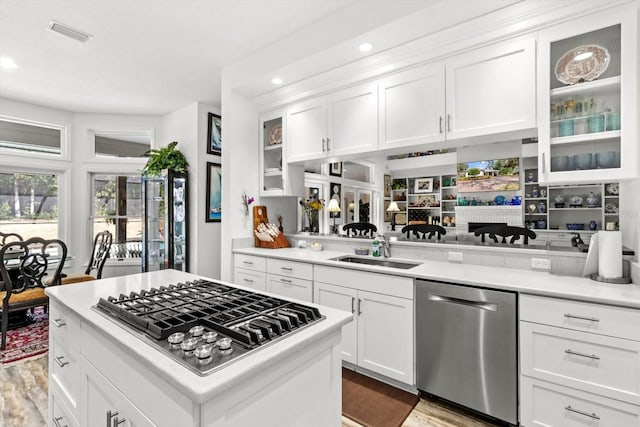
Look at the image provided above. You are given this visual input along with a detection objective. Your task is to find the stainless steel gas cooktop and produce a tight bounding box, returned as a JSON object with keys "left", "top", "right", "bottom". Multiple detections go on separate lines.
{"left": 93, "top": 279, "right": 324, "bottom": 375}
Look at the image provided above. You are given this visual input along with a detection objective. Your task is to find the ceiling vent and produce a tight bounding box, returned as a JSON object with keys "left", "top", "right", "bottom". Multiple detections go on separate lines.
{"left": 48, "top": 20, "right": 92, "bottom": 43}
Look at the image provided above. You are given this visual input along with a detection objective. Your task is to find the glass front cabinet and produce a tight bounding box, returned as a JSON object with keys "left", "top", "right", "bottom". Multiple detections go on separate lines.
{"left": 537, "top": 5, "right": 639, "bottom": 184}
{"left": 142, "top": 170, "right": 188, "bottom": 272}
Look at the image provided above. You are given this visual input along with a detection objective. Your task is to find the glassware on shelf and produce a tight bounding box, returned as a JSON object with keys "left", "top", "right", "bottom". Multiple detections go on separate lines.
{"left": 559, "top": 119, "right": 574, "bottom": 137}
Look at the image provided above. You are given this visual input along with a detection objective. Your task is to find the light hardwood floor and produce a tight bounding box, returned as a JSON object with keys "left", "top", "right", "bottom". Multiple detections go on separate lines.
{"left": 342, "top": 395, "right": 501, "bottom": 427}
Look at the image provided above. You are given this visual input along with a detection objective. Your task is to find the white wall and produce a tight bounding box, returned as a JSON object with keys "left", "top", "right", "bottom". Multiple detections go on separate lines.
{"left": 220, "top": 88, "right": 260, "bottom": 281}
{"left": 620, "top": 179, "right": 640, "bottom": 259}
{"left": 162, "top": 102, "right": 222, "bottom": 279}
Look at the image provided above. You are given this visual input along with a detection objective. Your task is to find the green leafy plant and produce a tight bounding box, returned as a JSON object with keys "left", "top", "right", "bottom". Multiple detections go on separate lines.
{"left": 142, "top": 141, "right": 189, "bottom": 176}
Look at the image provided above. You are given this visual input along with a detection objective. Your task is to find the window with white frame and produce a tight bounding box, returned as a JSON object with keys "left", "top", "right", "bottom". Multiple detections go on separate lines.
{"left": 90, "top": 174, "right": 143, "bottom": 260}
{"left": 0, "top": 119, "right": 63, "bottom": 156}
{"left": 0, "top": 171, "right": 60, "bottom": 240}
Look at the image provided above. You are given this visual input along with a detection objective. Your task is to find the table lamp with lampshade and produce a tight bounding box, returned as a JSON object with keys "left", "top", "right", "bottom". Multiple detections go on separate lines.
{"left": 327, "top": 198, "right": 341, "bottom": 234}
{"left": 387, "top": 201, "right": 401, "bottom": 231}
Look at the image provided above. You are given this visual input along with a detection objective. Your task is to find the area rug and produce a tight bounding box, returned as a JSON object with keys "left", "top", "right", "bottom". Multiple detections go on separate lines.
{"left": 0, "top": 307, "right": 48, "bottom": 365}
{"left": 342, "top": 368, "right": 419, "bottom": 427}
{"left": 0, "top": 353, "right": 48, "bottom": 427}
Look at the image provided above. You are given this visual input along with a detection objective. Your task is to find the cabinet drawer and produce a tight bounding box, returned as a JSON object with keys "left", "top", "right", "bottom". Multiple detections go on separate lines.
{"left": 520, "top": 294, "right": 640, "bottom": 341}
{"left": 234, "top": 268, "right": 267, "bottom": 291}
{"left": 50, "top": 335, "right": 81, "bottom": 416}
{"left": 51, "top": 382, "right": 79, "bottom": 427}
{"left": 267, "top": 274, "right": 312, "bottom": 302}
{"left": 267, "top": 258, "right": 313, "bottom": 281}
{"left": 234, "top": 254, "right": 266, "bottom": 272}
{"left": 521, "top": 377, "right": 640, "bottom": 427}
{"left": 521, "top": 322, "right": 640, "bottom": 405}
{"left": 314, "top": 265, "right": 413, "bottom": 299}
{"left": 49, "top": 301, "right": 81, "bottom": 352}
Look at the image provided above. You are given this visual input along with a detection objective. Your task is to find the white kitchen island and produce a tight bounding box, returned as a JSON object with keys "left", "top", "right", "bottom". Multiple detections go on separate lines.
{"left": 45, "top": 270, "right": 352, "bottom": 427}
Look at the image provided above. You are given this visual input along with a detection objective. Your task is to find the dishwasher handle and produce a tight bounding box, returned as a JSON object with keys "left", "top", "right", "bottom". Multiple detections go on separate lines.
{"left": 427, "top": 293, "right": 498, "bottom": 312}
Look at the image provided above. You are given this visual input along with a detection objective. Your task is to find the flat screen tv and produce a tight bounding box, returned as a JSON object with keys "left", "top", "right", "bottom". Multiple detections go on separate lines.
{"left": 456, "top": 157, "right": 520, "bottom": 193}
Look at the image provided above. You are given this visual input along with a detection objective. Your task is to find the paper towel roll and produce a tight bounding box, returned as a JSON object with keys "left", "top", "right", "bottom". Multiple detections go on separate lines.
{"left": 598, "top": 231, "right": 622, "bottom": 278}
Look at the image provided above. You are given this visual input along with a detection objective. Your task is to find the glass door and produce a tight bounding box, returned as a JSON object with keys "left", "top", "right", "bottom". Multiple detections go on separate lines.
{"left": 538, "top": 7, "right": 638, "bottom": 183}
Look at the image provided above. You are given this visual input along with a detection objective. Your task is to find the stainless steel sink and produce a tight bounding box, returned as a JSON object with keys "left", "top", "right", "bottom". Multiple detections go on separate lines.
{"left": 331, "top": 256, "right": 421, "bottom": 270}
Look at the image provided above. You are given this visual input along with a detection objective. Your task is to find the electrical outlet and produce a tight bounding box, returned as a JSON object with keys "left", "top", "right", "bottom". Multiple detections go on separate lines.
{"left": 531, "top": 258, "right": 551, "bottom": 270}
{"left": 448, "top": 252, "right": 464, "bottom": 262}
{"left": 297, "top": 240, "right": 307, "bottom": 248}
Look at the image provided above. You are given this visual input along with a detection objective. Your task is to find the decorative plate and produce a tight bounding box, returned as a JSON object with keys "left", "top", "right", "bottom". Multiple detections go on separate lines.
{"left": 606, "top": 183, "right": 619, "bottom": 195}
{"left": 605, "top": 202, "right": 618, "bottom": 214}
{"left": 268, "top": 124, "right": 282, "bottom": 145}
{"left": 555, "top": 44, "right": 610, "bottom": 85}
{"left": 395, "top": 213, "right": 407, "bottom": 225}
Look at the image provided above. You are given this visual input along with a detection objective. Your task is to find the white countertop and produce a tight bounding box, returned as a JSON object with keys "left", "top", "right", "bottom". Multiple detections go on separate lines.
{"left": 45, "top": 270, "right": 352, "bottom": 402}
{"left": 234, "top": 247, "right": 640, "bottom": 309}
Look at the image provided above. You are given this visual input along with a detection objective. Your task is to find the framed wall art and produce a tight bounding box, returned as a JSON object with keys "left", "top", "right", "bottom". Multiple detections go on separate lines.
{"left": 414, "top": 177, "right": 433, "bottom": 193}
{"left": 329, "top": 162, "right": 342, "bottom": 177}
{"left": 384, "top": 174, "right": 391, "bottom": 198}
{"left": 206, "top": 162, "right": 221, "bottom": 222}
{"left": 207, "top": 113, "right": 222, "bottom": 155}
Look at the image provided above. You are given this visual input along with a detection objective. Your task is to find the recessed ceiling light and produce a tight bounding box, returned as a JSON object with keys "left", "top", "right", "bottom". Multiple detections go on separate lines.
{"left": 48, "top": 20, "right": 92, "bottom": 43}
{"left": 271, "top": 77, "right": 283, "bottom": 85}
{"left": 359, "top": 43, "right": 373, "bottom": 52}
{"left": 0, "top": 56, "right": 18, "bottom": 69}
{"left": 574, "top": 51, "right": 593, "bottom": 61}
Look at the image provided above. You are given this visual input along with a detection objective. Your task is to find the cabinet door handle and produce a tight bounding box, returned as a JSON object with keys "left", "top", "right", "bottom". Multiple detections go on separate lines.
{"left": 564, "top": 314, "right": 599, "bottom": 322}
{"left": 106, "top": 410, "right": 119, "bottom": 427}
{"left": 52, "top": 318, "right": 66, "bottom": 327}
{"left": 55, "top": 356, "right": 69, "bottom": 367}
{"left": 351, "top": 297, "right": 355, "bottom": 314}
{"left": 280, "top": 266, "right": 293, "bottom": 271}
{"left": 114, "top": 417, "right": 126, "bottom": 426}
{"left": 439, "top": 116, "right": 443, "bottom": 134}
{"left": 242, "top": 260, "right": 253, "bottom": 265}
{"left": 322, "top": 138, "right": 326, "bottom": 152}
{"left": 53, "top": 416, "right": 67, "bottom": 427}
{"left": 326, "top": 137, "right": 331, "bottom": 150}
{"left": 447, "top": 114, "right": 451, "bottom": 132}
{"left": 243, "top": 278, "right": 254, "bottom": 283}
{"left": 357, "top": 299, "right": 362, "bottom": 316}
{"left": 564, "top": 405, "right": 600, "bottom": 420}
{"left": 541, "top": 152, "right": 546, "bottom": 174}
{"left": 565, "top": 349, "right": 600, "bottom": 360}
{"left": 280, "top": 278, "right": 292, "bottom": 284}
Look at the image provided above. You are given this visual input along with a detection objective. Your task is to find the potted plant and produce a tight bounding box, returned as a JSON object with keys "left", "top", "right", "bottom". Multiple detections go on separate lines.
{"left": 142, "top": 141, "right": 189, "bottom": 176}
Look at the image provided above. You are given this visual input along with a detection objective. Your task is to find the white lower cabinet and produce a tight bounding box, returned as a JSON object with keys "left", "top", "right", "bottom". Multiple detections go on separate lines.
{"left": 522, "top": 377, "right": 640, "bottom": 426}
{"left": 520, "top": 294, "right": 640, "bottom": 426}
{"left": 234, "top": 268, "right": 267, "bottom": 291}
{"left": 314, "top": 266, "right": 414, "bottom": 385}
{"left": 266, "top": 274, "right": 312, "bottom": 302}
{"left": 81, "top": 357, "right": 155, "bottom": 427}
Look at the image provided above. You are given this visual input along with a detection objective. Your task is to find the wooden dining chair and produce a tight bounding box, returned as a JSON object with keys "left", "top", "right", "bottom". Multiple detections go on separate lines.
{"left": 474, "top": 225, "right": 537, "bottom": 245}
{"left": 0, "top": 237, "right": 67, "bottom": 350}
{"left": 343, "top": 222, "right": 377, "bottom": 238}
{"left": 401, "top": 224, "right": 447, "bottom": 241}
{"left": 60, "top": 230, "right": 113, "bottom": 284}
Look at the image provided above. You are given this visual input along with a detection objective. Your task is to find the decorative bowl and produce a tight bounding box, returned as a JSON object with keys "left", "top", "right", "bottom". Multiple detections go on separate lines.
{"left": 354, "top": 247, "right": 369, "bottom": 255}
{"left": 573, "top": 153, "right": 593, "bottom": 170}
{"left": 550, "top": 156, "right": 569, "bottom": 171}
{"left": 596, "top": 151, "right": 619, "bottom": 168}
{"left": 566, "top": 223, "right": 585, "bottom": 230}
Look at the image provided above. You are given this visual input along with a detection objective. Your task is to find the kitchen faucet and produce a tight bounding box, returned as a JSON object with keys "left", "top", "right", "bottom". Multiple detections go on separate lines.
{"left": 378, "top": 234, "right": 391, "bottom": 258}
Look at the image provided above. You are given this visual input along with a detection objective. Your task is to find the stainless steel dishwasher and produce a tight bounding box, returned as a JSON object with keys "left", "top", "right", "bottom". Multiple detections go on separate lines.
{"left": 416, "top": 279, "right": 517, "bottom": 425}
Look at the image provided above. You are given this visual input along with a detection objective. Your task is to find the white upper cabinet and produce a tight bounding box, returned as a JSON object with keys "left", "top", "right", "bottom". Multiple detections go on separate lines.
{"left": 445, "top": 37, "right": 536, "bottom": 140}
{"left": 287, "top": 83, "right": 378, "bottom": 163}
{"left": 378, "top": 63, "right": 446, "bottom": 150}
{"left": 260, "top": 110, "right": 304, "bottom": 196}
{"left": 327, "top": 82, "right": 378, "bottom": 157}
{"left": 286, "top": 98, "right": 327, "bottom": 163}
{"left": 537, "top": 5, "right": 639, "bottom": 184}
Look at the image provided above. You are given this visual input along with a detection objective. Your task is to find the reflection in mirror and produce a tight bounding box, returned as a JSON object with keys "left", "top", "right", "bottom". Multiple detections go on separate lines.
{"left": 343, "top": 161, "right": 371, "bottom": 183}
{"left": 359, "top": 191, "right": 371, "bottom": 223}
{"left": 94, "top": 131, "right": 151, "bottom": 158}
{"left": 343, "top": 189, "right": 356, "bottom": 225}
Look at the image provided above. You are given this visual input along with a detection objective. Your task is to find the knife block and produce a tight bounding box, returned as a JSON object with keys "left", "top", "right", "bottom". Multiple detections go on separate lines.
{"left": 253, "top": 205, "right": 290, "bottom": 249}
